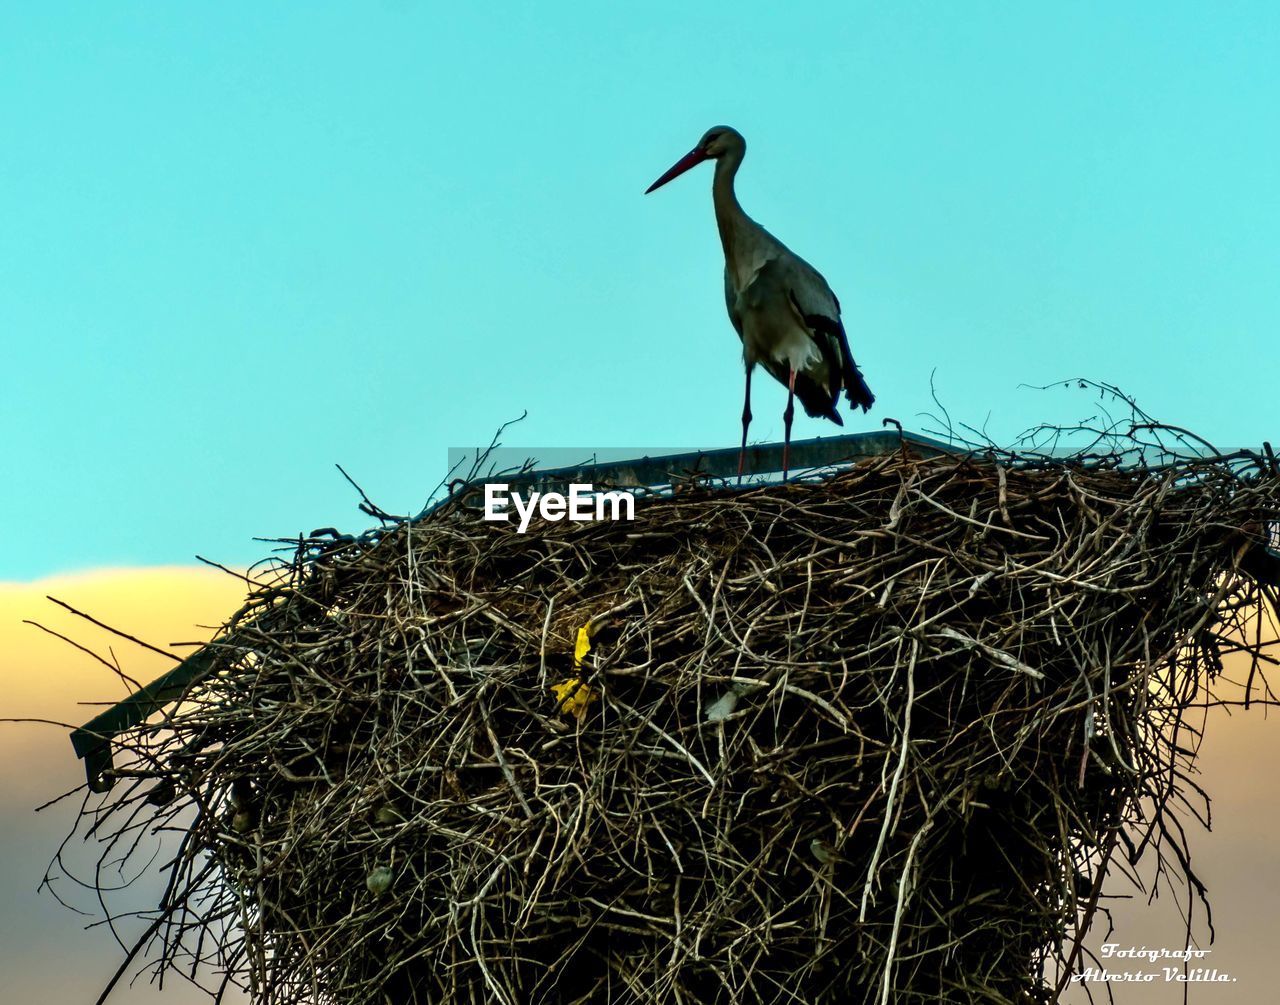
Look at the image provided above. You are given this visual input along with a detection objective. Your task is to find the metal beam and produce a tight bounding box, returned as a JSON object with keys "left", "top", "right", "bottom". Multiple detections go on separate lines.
{"left": 487, "top": 428, "right": 962, "bottom": 494}
{"left": 70, "top": 645, "right": 222, "bottom": 792}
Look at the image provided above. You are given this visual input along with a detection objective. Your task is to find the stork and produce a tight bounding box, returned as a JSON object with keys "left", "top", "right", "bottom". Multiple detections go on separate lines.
{"left": 645, "top": 126, "right": 874, "bottom": 480}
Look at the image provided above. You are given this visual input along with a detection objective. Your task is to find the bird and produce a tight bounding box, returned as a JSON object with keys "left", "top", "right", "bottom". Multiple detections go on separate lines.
{"left": 645, "top": 126, "right": 874, "bottom": 480}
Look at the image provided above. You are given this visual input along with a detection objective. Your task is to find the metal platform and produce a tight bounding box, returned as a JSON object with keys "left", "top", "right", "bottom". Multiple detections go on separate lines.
{"left": 466, "top": 428, "right": 960, "bottom": 495}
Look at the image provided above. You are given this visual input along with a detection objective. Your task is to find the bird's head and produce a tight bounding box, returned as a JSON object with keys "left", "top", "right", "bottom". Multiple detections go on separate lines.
{"left": 645, "top": 125, "right": 745, "bottom": 194}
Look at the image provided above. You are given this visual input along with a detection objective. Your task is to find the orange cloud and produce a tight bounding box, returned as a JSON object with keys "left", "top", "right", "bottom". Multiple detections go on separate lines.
{"left": 0, "top": 566, "right": 253, "bottom": 1004}
{"left": 0, "top": 567, "right": 249, "bottom": 780}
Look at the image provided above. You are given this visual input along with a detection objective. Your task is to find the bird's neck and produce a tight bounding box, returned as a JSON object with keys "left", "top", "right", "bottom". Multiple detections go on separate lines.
{"left": 711, "top": 150, "right": 750, "bottom": 268}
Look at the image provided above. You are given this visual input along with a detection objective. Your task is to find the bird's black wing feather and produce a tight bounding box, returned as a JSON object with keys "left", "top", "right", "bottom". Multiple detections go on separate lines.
{"left": 781, "top": 290, "right": 845, "bottom": 420}
{"left": 758, "top": 354, "right": 843, "bottom": 424}
{"left": 790, "top": 291, "right": 875, "bottom": 413}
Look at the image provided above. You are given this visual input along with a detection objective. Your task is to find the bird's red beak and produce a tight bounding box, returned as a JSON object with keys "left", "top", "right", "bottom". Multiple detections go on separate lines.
{"left": 645, "top": 147, "right": 709, "bottom": 194}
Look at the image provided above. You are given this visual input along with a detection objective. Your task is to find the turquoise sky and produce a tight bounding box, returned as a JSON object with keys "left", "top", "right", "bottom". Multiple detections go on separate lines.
{"left": 3, "top": 3, "right": 1278, "bottom": 580}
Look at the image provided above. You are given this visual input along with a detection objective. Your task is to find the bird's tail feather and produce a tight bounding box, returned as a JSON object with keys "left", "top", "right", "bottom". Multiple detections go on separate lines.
{"left": 793, "top": 371, "right": 844, "bottom": 424}
{"left": 843, "top": 362, "right": 875, "bottom": 413}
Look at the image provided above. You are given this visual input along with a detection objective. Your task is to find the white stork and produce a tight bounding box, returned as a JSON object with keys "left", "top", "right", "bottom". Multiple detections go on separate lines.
{"left": 646, "top": 126, "right": 874, "bottom": 480}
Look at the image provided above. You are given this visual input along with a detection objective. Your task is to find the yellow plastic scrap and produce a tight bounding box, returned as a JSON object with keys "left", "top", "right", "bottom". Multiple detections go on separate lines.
{"left": 550, "top": 622, "right": 599, "bottom": 720}
{"left": 573, "top": 624, "right": 592, "bottom": 670}
{"left": 551, "top": 677, "right": 597, "bottom": 719}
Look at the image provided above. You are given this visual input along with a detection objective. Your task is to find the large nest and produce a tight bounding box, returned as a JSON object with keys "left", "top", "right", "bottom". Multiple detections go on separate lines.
{"left": 60, "top": 438, "right": 1280, "bottom": 1004}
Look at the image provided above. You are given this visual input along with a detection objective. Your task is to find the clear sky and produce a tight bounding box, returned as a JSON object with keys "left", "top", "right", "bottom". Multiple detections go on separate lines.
{"left": 2, "top": 2, "right": 1278, "bottom": 580}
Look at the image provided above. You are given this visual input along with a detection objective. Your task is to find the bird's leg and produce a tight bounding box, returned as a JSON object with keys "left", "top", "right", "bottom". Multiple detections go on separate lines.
{"left": 738, "top": 365, "right": 753, "bottom": 484}
{"left": 782, "top": 367, "right": 796, "bottom": 482}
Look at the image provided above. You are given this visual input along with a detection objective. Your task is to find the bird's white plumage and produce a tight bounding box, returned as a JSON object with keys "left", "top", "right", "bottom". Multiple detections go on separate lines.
{"left": 725, "top": 247, "right": 840, "bottom": 382}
